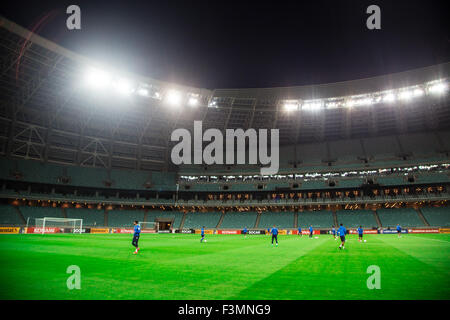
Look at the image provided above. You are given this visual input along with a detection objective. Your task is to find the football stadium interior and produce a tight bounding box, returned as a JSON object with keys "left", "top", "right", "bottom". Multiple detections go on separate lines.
{"left": 0, "top": 16, "right": 449, "bottom": 300}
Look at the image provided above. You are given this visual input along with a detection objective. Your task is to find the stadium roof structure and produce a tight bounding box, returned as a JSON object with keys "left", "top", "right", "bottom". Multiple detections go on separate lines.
{"left": 0, "top": 16, "right": 449, "bottom": 173}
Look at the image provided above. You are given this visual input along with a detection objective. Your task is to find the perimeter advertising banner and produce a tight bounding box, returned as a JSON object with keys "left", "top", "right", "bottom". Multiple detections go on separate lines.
{"left": 61, "top": 228, "right": 90, "bottom": 234}
{"left": 0, "top": 227, "right": 20, "bottom": 234}
{"left": 348, "top": 229, "right": 378, "bottom": 234}
{"left": 113, "top": 228, "right": 156, "bottom": 233}
{"left": 176, "top": 229, "right": 195, "bottom": 234}
{"left": 248, "top": 230, "right": 265, "bottom": 235}
{"left": 194, "top": 229, "right": 214, "bottom": 234}
{"left": 90, "top": 228, "right": 110, "bottom": 234}
{"left": 292, "top": 230, "right": 320, "bottom": 235}
{"left": 439, "top": 228, "right": 450, "bottom": 234}
{"left": 25, "top": 227, "right": 60, "bottom": 234}
{"left": 381, "top": 229, "right": 408, "bottom": 234}
{"left": 217, "top": 230, "right": 240, "bottom": 234}
{"left": 408, "top": 228, "right": 439, "bottom": 234}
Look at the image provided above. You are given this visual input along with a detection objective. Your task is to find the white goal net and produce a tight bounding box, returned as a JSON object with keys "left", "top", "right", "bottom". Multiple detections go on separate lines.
{"left": 35, "top": 217, "right": 83, "bottom": 234}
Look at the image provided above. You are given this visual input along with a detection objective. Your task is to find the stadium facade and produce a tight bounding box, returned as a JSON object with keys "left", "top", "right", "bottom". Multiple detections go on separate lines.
{"left": 0, "top": 16, "right": 449, "bottom": 234}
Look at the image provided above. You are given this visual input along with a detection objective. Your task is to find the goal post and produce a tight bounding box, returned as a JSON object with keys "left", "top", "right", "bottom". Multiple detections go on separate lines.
{"left": 139, "top": 221, "right": 158, "bottom": 232}
{"left": 35, "top": 217, "right": 83, "bottom": 234}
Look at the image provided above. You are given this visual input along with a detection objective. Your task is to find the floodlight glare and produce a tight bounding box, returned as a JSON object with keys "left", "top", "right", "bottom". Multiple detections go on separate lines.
{"left": 398, "top": 91, "right": 413, "bottom": 100}
{"left": 429, "top": 83, "right": 448, "bottom": 94}
{"left": 113, "top": 78, "right": 134, "bottom": 95}
{"left": 137, "top": 87, "right": 149, "bottom": 97}
{"left": 326, "top": 102, "right": 340, "bottom": 109}
{"left": 166, "top": 90, "right": 182, "bottom": 105}
{"left": 188, "top": 96, "right": 199, "bottom": 107}
{"left": 354, "top": 98, "right": 373, "bottom": 106}
{"left": 413, "top": 88, "right": 424, "bottom": 97}
{"left": 383, "top": 93, "right": 396, "bottom": 103}
{"left": 345, "top": 100, "right": 355, "bottom": 108}
{"left": 84, "top": 68, "right": 111, "bottom": 89}
{"left": 302, "top": 101, "right": 323, "bottom": 110}
{"left": 284, "top": 103, "right": 298, "bottom": 111}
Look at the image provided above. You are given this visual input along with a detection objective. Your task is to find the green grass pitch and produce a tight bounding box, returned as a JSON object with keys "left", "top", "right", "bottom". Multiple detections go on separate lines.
{"left": 0, "top": 233, "right": 449, "bottom": 299}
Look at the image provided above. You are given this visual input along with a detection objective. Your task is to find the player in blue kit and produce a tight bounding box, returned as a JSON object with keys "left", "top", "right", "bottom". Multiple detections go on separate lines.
{"left": 332, "top": 226, "right": 336, "bottom": 240}
{"left": 271, "top": 225, "right": 278, "bottom": 246}
{"left": 396, "top": 224, "right": 402, "bottom": 238}
{"left": 200, "top": 226, "right": 205, "bottom": 243}
{"left": 357, "top": 226, "right": 363, "bottom": 242}
{"left": 132, "top": 220, "right": 141, "bottom": 254}
{"left": 309, "top": 225, "right": 313, "bottom": 238}
{"left": 338, "top": 223, "right": 347, "bottom": 250}
{"left": 298, "top": 226, "right": 302, "bottom": 237}
{"left": 243, "top": 227, "right": 248, "bottom": 238}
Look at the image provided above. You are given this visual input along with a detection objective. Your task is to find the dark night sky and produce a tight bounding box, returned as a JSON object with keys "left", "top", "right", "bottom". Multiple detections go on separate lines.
{"left": 1, "top": 0, "right": 449, "bottom": 89}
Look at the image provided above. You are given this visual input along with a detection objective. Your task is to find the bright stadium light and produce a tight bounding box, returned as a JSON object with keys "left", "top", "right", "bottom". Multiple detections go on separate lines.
{"left": 137, "top": 87, "right": 149, "bottom": 97}
{"left": 166, "top": 90, "right": 182, "bottom": 106}
{"left": 345, "top": 100, "right": 355, "bottom": 108}
{"left": 188, "top": 97, "right": 198, "bottom": 106}
{"left": 352, "top": 97, "right": 373, "bottom": 106}
{"left": 428, "top": 82, "right": 448, "bottom": 95}
{"left": 383, "top": 93, "right": 396, "bottom": 103}
{"left": 326, "top": 101, "right": 340, "bottom": 109}
{"left": 188, "top": 94, "right": 199, "bottom": 107}
{"left": 302, "top": 100, "right": 323, "bottom": 110}
{"left": 284, "top": 103, "right": 298, "bottom": 112}
{"left": 398, "top": 90, "right": 413, "bottom": 100}
{"left": 112, "top": 78, "right": 134, "bottom": 95}
{"left": 153, "top": 91, "right": 162, "bottom": 100}
{"left": 413, "top": 88, "right": 424, "bottom": 97}
{"left": 84, "top": 68, "right": 111, "bottom": 89}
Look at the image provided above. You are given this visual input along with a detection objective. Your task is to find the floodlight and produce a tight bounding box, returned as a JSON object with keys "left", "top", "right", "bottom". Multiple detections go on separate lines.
{"left": 113, "top": 78, "right": 134, "bottom": 95}
{"left": 383, "top": 93, "right": 396, "bottom": 103}
{"left": 428, "top": 82, "right": 448, "bottom": 94}
{"left": 284, "top": 103, "right": 298, "bottom": 111}
{"left": 166, "top": 90, "right": 182, "bottom": 105}
{"left": 137, "top": 87, "right": 149, "bottom": 97}
{"left": 84, "top": 68, "right": 111, "bottom": 89}
{"left": 345, "top": 100, "right": 355, "bottom": 108}
{"left": 153, "top": 91, "right": 161, "bottom": 100}
{"left": 413, "top": 88, "right": 424, "bottom": 97}
{"left": 188, "top": 96, "right": 199, "bottom": 107}
{"left": 355, "top": 98, "right": 373, "bottom": 106}
{"left": 398, "top": 91, "right": 413, "bottom": 100}
{"left": 326, "top": 102, "right": 339, "bottom": 109}
{"left": 302, "top": 101, "right": 323, "bottom": 110}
